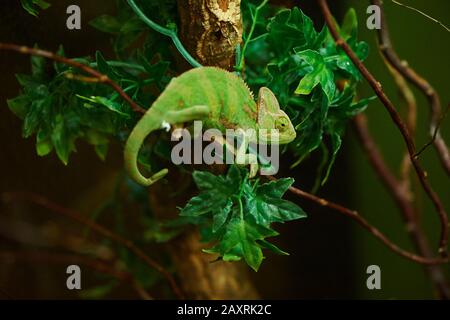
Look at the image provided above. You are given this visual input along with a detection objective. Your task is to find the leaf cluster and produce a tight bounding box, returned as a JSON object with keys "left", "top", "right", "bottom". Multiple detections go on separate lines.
{"left": 242, "top": 3, "right": 375, "bottom": 183}
{"left": 180, "top": 166, "right": 307, "bottom": 271}
{"left": 7, "top": 48, "right": 170, "bottom": 164}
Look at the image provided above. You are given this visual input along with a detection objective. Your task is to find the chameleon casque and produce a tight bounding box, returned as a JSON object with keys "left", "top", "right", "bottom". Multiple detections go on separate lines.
{"left": 124, "top": 67, "right": 296, "bottom": 186}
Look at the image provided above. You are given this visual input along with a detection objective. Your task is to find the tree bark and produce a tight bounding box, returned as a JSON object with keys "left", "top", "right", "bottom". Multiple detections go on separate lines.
{"left": 147, "top": 0, "right": 258, "bottom": 299}
{"left": 177, "top": 0, "right": 243, "bottom": 70}
{"left": 149, "top": 170, "right": 259, "bottom": 299}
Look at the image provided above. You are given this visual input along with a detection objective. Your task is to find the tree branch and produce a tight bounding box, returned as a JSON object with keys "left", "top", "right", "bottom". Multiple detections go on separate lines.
{"left": 1, "top": 192, "right": 184, "bottom": 299}
{"left": 353, "top": 114, "right": 450, "bottom": 298}
{"left": 268, "top": 176, "right": 448, "bottom": 266}
{"left": 0, "top": 43, "right": 146, "bottom": 114}
{"left": 316, "top": 0, "right": 449, "bottom": 256}
{"left": 372, "top": 0, "right": 450, "bottom": 177}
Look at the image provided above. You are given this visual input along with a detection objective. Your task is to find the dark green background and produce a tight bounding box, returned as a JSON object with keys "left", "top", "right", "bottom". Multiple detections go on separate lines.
{"left": 343, "top": 0, "right": 450, "bottom": 299}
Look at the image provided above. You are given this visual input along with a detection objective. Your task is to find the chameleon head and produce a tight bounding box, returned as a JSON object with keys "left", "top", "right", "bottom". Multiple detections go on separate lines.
{"left": 257, "top": 87, "right": 296, "bottom": 144}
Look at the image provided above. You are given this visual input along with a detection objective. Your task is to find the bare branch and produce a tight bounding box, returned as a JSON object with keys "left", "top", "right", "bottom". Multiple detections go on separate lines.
{"left": 372, "top": 0, "right": 450, "bottom": 176}
{"left": 268, "top": 176, "right": 448, "bottom": 266}
{"left": 353, "top": 114, "right": 450, "bottom": 298}
{"left": 317, "top": 0, "right": 449, "bottom": 256}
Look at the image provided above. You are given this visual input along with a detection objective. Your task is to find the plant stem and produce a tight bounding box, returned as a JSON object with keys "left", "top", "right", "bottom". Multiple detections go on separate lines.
{"left": 236, "top": 0, "right": 269, "bottom": 72}
{"left": 126, "top": 0, "right": 202, "bottom": 68}
{"left": 90, "top": 61, "right": 146, "bottom": 72}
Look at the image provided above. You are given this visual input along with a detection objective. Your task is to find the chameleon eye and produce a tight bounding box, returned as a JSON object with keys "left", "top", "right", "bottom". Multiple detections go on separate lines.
{"left": 275, "top": 117, "right": 289, "bottom": 130}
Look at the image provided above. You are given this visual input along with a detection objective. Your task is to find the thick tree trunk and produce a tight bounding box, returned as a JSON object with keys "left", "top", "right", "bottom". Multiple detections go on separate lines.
{"left": 149, "top": 171, "right": 259, "bottom": 299}
{"left": 147, "top": 1, "right": 258, "bottom": 299}
{"left": 177, "top": 0, "right": 243, "bottom": 70}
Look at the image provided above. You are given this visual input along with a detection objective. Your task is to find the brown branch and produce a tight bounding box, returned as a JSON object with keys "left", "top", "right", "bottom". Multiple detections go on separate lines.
{"left": 381, "top": 59, "right": 417, "bottom": 189}
{"left": 0, "top": 43, "right": 146, "bottom": 114}
{"left": 268, "top": 176, "right": 448, "bottom": 266}
{"left": 1, "top": 192, "right": 184, "bottom": 299}
{"left": 353, "top": 114, "right": 450, "bottom": 299}
{"left": 317, "top": 0, "right": 449, "bottom": 256}
{"left": 372, "top": 0, "right": 450, "bottom": 177}
{"left": 0, "top": 250, "right": 152, "bottom": 300}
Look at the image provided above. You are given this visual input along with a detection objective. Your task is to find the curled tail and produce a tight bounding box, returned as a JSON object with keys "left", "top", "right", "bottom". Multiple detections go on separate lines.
{"left": 124, "top": 108, "right": 169, "bottom": 187}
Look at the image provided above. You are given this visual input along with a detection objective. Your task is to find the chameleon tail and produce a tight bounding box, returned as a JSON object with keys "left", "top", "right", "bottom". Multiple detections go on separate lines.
{"left": 124, "top": 108, "right": 169, "bottom": 187}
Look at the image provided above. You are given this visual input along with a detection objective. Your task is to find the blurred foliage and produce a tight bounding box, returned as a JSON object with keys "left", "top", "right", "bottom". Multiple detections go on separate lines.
{"left": 20, "top": 0, "right": 50, "bottom": 17}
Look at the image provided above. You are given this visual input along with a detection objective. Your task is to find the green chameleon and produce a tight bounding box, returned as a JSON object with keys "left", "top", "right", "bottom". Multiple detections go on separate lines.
{"left": 124, "top": 67, "right": 296, "bottom": 186}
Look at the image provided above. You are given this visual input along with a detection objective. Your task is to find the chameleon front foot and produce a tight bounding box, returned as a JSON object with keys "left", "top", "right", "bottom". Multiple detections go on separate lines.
{"left": 146, "top": 168, "right": 169, "bottom": 185}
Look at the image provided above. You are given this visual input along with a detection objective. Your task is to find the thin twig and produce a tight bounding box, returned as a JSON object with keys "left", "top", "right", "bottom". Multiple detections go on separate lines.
{"left": 415, "top": 104, "right": 450, "bottom": 158}
{"left": 0, "top": 250, "right": 153, "bottom": 300}
{"left": 267, "top": 176, "right": 448, "bottom": 265}
{"left": 1, "top": 192, "right": 184, "bottom": 299}
{"left": 372, "top": 0, "right": 450, "bottom": 177}
{"left": 353, "top": 114, "right": 450, "bottom": 299}
{"left": 317, "top": 0, "right": 449, "bottom": 256}
{"left": 236, "top": 0, "right": 269, "bottom": 72}
{"left": 390, "top": 0, "right": 450, "bottom": 33}
{"left": 0, "top": 43, "right": 146, "bottom": 114}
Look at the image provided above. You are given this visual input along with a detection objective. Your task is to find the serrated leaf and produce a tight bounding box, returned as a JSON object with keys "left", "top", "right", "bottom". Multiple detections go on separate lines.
{"left": 205, "top": 217, "right": 275, "bottom": 271}
{"left": 181, "top": 166, "right": 307, "bottom": 271}
{"left": 245, "top": 178, "right": 307, "bottom": 225}
{"left": 257, "top": 239, "right": 289, "bottom": 256}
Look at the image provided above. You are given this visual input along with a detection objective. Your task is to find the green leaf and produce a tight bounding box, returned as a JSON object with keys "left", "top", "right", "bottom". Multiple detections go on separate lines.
{"left": 89, "top": 15, "right": 122, "bottom": 34}
{"left": 79, "top": 282, "right": 117, "bottom": 300}
{"left": 77, "top": 95, "right": 131, "bottom": 118}
{"left": 322, "top": 132, "right": 342, "bottom": 185}
{"left": 257, "top": 239, "right": 289, "bottom": 256}
{"left": 36, "top": 129, "right": 53, "bottom": 156}
{"left": 51, "top": 115, "right": 76, "bottom": 165}
{"left": 295, "top": 49, "right": 335, "bottom": 102}
{"left": 205, "top": 217, "right": 277, "bottom": 271}
{"left": 21, "top": 0, "right": 50, "bottom": 17}
{"left": 266, "top": 7, "right": 323, "bottom": 57}
{"left": 7, "top": 95, "right": 30, "bottom": 118}
{"left": 340, "top": 8, "right": 358, "bottom": 41}
{"left": 245, "top": 178, "right": 307, "bottom": 225}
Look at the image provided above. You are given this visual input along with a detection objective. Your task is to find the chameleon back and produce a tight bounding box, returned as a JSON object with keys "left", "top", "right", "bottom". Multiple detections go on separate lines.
{"left": 153, "top": 67, "right": 258, "bottom": 132}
